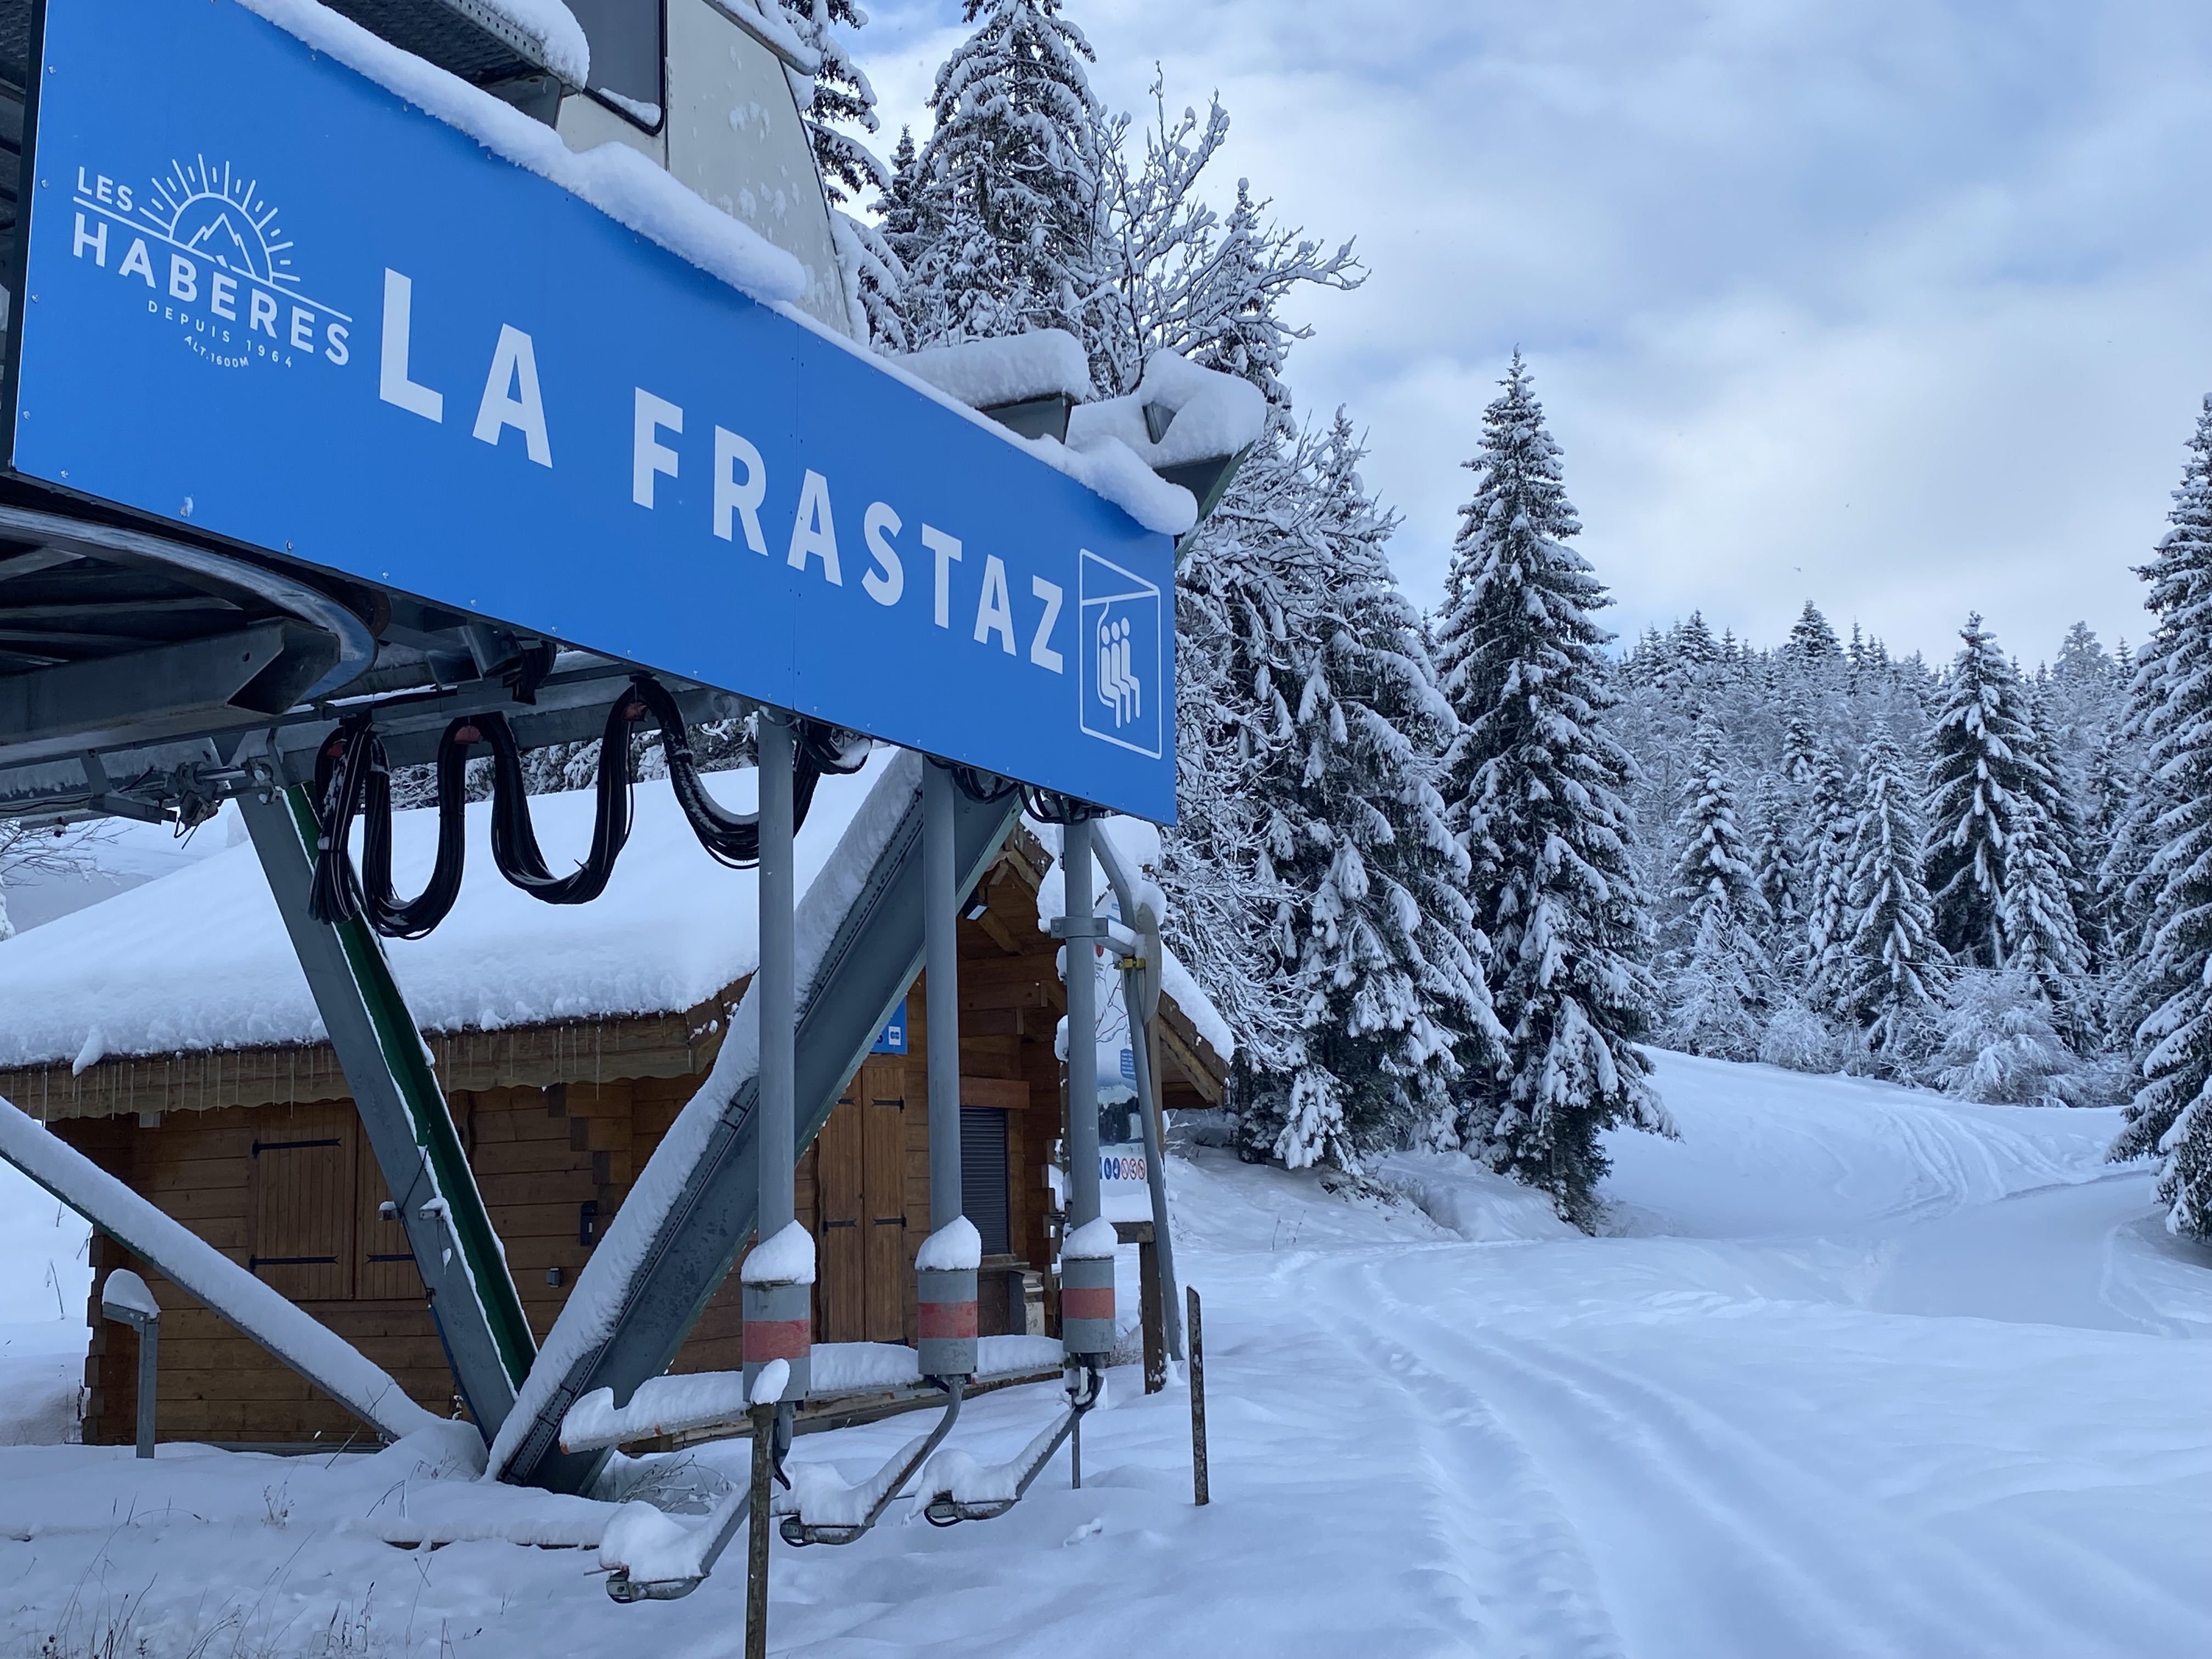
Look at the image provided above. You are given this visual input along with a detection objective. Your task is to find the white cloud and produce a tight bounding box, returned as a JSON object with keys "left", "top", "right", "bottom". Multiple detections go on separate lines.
{"left": 854, "top": 0, "right": 2212, "bottom": 664}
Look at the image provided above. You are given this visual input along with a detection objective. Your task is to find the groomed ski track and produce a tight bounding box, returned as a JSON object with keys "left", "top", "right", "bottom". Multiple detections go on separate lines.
{"left": 0, "top": 1052, "right": 2205, "bottom": 1658}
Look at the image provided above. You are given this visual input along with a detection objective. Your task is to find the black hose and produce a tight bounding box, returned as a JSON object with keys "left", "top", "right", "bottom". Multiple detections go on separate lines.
{"left": 304, "top": 677, "right": 875, "bottom": 934}
{"left": 308, "top": 714, "right": 477, "bottom": 936}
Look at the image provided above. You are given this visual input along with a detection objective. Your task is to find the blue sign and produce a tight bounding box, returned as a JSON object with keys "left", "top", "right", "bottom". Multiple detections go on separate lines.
{"left": 5, "top": 0, "right": 1176, "bottom": 821}
{"left": 871, "top": 1003, "right": 908, "bottom": 1055}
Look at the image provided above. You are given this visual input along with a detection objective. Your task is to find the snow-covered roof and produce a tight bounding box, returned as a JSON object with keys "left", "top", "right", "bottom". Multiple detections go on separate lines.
{"left": 0, "top": 757, "right": 900, "bottom": 1072}
{"left": 0, "top": 759, "right": 1234, "bottom": 1077}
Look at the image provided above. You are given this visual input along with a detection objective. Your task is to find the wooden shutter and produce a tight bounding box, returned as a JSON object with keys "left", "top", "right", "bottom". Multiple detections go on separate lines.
{"left": 249, "top": 1103, "right": 356, "bottom": 1302}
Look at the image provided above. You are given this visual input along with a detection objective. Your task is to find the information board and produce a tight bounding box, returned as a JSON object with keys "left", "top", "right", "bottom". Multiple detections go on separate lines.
{"left": 5, "top": 0, "right": 1176, "bottom": 820}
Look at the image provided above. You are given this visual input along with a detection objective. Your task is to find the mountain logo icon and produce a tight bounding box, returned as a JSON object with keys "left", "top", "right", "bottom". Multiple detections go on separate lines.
{"left": 138, "top": 156, "right": 300, "bottom": 290}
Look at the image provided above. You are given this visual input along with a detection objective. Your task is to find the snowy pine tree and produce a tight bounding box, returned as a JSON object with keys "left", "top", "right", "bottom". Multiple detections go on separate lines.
{"left": 1923, "top": 616, "right": 2037, "bottom": 969}
{"left": 1837, "top": 725, "right": 1945, "bottom": 1064}
{"left": 1434, "top": 354, "right": 1668, "bottom": 1224}
{"left": 1231, "top": 418, "right": 1500, "bottom": 1165}
{"left": 2111, "top": 394, "right": 2212, "bottom": 1237}
{"left": 1800, "top": 754, "right": 1857, "bottom": 1010}
{"left": 901, "top": 0, "right": 1102, "bottom": 344}
{"left": 776, "top": 1, "right": 889, "bottom": 206}
{"left": 1664, "top": 716, "right": 1773, "bottom": 1060}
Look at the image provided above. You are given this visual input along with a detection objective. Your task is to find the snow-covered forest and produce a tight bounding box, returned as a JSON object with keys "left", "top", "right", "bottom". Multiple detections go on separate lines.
{"left": 778, "top": 0, "right": 2212, "bottom": 1239}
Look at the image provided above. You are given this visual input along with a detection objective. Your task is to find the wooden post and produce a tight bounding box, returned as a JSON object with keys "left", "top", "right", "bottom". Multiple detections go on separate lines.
{"left": 1139, "top": 1238, "right": 1165, "bottom": 1393}
{"left": 1187, "top": 1285, "right": 1208, "bottom": 1506}
{"left": 745, "top": 1403, "right": 774, "bottom": 1659}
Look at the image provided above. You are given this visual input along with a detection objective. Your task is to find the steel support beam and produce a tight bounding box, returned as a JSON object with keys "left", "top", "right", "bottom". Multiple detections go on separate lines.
{"left": 239, "top": 782, "right": 535, "bottom": 1440}
{"left": 498, "top": 772, "right": 1020, "bottom": 1493}
{"left": 0, "top": 622, "right": 338, "bottom": 761}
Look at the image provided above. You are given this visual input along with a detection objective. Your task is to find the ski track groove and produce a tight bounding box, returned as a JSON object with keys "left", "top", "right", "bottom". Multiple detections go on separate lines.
{"left": 1280, "top": 1251, "right": 1626, "bottom": 1659}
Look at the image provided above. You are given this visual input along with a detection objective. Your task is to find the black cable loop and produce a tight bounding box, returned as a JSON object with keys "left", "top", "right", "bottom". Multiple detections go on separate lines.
{"left": 359, "top": 717, "right": 478, "bottom": 938}
{"left": 304, "top": 676, "right": 873, "bottom": 934}
{"left": 1018, "top": 785, "right": 1104, "bottom": 825}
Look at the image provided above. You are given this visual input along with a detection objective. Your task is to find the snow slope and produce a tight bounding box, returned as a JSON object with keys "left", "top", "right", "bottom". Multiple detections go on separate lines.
{"left": 0, "top": 1051, "right": 2204, "bottom": 1657}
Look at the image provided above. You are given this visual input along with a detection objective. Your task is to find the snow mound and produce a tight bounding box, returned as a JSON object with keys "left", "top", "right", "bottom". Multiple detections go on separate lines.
{"left": 1369, "top": 1153, "right": 1579, "bottom": 1243}
{"left": 1067, "top": 351, "right": 1266, "bottom": 471}
{"left": 1607, "top": 1049, "right": 2127, "bottom": 1239}
{"left": 900, "top": 331, "right": 1093, "bottom": 409}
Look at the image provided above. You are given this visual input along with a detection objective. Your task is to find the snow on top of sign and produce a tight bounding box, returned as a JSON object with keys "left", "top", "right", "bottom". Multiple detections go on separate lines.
{"left": 1066, "top": 352, "right": 1267, "bottom": 472}
{"left": 0, "top": 755, "right": 899, "bottom": 1073}
{"left": 476, "top": 0, "right": 590, "bottom": 84}
{"left": 899, "top": 331, "right": 1096, "bottom": 410}
{"left": 1045, "top": 433, "right": 1197, "bottom": 537}
{"left": 234, "top": 1, "right": 804, "bottom": 303}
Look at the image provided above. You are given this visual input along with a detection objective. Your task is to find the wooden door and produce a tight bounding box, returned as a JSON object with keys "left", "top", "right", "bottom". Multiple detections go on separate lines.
{"left": 249, "top": 1103, "right": 357, "bottom": 1301}
{"left": 861, "top": 1065, "right": 906, "bottom": 1343}
{"left": 356, "top": 1148, "right": 424, "bottom": 1301}
{"left": 816, "top": 1084, "right": 866, "bottom": 1342}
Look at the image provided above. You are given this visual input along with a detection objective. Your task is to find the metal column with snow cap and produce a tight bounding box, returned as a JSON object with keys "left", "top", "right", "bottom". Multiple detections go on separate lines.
{"left": 744, "top": 711, "right": 812, "bottom": 1404}
{"left": 917, "top": 761, "right": 980, "bottom": 1381}
{"left": 1056, "top": 815, "right": 1115, "bottom": 1363}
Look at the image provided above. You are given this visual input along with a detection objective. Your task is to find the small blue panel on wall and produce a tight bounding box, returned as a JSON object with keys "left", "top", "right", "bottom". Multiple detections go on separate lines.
{"left": 7, "top": 0, "right": 1176, "bottom": 821}
{"left": 871, "top": 1002, "right": 909, "bottom": 1056}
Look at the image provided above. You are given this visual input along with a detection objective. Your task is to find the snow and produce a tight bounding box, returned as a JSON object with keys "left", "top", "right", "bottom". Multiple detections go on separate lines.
{"left": 597, "top": 1497, "right": 699, "bottom": 1579}
{"left": 97, "top": 1268, "right": 160, "bottom": 1322}
{"left": 899, "top": 331, "right": 1094, "bottom": 410}
{"left": 561, "top": 1371, "right": 751, "bottom": 1452}
{"left": 1040, "top": 431, "right": 1197, "bottom": 536}
{"left": 1062, "top": 1217, "right": 1119, "bottom": 1260}
{"left": 486, "top": 752, "right": 923, "bottom": 1480}
{"left": 232, "top": 0, "right": 804, "bottom": 304}
{"left": 916, "top": 1215, "right": 982, "bottom": 1272}
{"left": 0, "top": 757, "right": 901, "bottom": 1071}
{"left": 0, "top": 1159, "right": 88, "bottom": 1448}
{"left": 1065, "top": 351, "right": 1266, "bottom": 471}
{"left": 0, "top": 1094, "right": 442, "bottom": 1444}
{"left": 748, "top": 1357, "right": 790, "bottom": 1406}
{"left": 1, "top": 1052, "right": 2205, "bottom": 1655}
{"left": 472, "top": 0, "right": 590, "bottom": 84}
{"left": 739, "top": 1218, "right": 817, "bottom": 1285}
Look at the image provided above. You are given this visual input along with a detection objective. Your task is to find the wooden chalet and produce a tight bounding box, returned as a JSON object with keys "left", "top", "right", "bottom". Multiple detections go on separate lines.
{"left": 0, "top": 769, "right": 1227, "bottom": 1448}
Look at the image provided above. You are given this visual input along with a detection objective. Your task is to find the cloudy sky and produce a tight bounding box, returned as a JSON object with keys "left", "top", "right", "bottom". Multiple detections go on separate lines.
{"left": 847, "top": 1, "right": 2212, "bottom": 666}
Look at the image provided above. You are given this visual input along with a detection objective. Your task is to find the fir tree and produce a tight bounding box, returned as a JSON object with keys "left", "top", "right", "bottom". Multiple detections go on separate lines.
{"left": 1801, "top": 754, "right": 1856, "bottom": 1009}
{"left": 903, "top": 0, "right": 1102, "bottom": 343}
{"left": 1433, "top": 355, "right": 1668, "bottom": 1224}
{"left": 1664, "top": 716, "right": 1773, "bottom": 1060}
{"left": 2112, "top": 395, "right": 2212, "bottom": 1238}
{"left": 1237, "top": 418, "right": 1501, "bottom": 1164}
{"left": 776, "top": 0, "right": 891, "bottom": 207}
{"left": 1747, "top": 778, "right": 1803, "bottom": 964}
{"left": 1785, "top": 601, "right": 1841, "bottom": 669}
{"left": 1922, "top": 616, "right": 2040, "bottom": 969}
{"left": 1837, "top": 725, "right": 1945, "bottom": 1063}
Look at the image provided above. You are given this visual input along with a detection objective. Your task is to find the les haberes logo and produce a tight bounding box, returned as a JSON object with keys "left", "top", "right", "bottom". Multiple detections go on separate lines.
{"left": 63, "top": 156, "right": 350, "bottom": 373}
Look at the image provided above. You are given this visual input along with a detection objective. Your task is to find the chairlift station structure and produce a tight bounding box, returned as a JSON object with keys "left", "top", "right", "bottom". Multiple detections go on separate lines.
{"left": 0, "top": 0, "right": 1241, "bottom": 1597}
